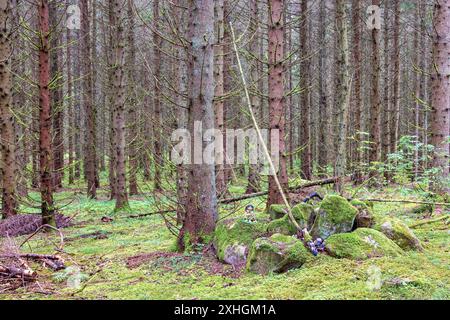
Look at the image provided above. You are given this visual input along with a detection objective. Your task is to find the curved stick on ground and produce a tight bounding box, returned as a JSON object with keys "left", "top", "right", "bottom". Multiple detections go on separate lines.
{"left": 19, "top": 224, "right": 64, "bottom": 251}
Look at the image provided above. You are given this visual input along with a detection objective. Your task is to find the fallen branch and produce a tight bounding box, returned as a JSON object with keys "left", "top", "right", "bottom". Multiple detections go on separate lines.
{"left": 125, "top": 209, "right": 176, "bottom": 219}
{"left": 0, "top": 253, "right": 66, "bottom": 271}
{"left": 360, "top": 198, "right": 450, "bottom": 206}
{"left": 0, "top": 264, "right": 36, "bottom": 280}
{"left": 19, "top": 224, "right": 65, "bottom": 251}
{"left": 409, "top": 215, "right": 449, "bottom": 229}
{"left": 219, "top": 177, "right": 342, "bottom": 204}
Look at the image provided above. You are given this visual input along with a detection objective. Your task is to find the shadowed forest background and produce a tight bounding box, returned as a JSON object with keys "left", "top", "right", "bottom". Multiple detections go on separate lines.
{"left": 0, "top": 0, "right": 449, "bottom": 299}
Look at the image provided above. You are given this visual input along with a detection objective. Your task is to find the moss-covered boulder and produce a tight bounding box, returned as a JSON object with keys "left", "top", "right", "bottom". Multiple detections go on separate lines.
{"left": 266, "top": 203, "right": 315, "bottom": 236}
{"left": 213, "top": 218, "right": 267, "bottom": 267}
{"left": 351, "top": 199, "right": 375, "bottom": 228}
{"left": 325, "top": 228, "right": 403, "bottom": 260}
{"left": 246, "top": 234, "right": 311, "bottom": 275}
{"left": 310, "top": 195, "right": 358, "bottom": 239}
{"left": 266, "top": 204, "right": 288, "bottom": 220}
{"left": 374, "top": 218, "right": 423, "bottom": 251}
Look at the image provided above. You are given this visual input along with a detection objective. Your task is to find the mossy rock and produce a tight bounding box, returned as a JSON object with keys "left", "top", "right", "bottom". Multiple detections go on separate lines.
{"left": 266, "top": 203, "right": 315, "bottom": 236}
{"left": 374, "top": 218, "right": 423, "bottom": 251}
{"left": 325, "top": 228, "right": 403, "bottom": 260}
{"left": 213, "top": 218, "right": 268, "bottom": 267}
{"left": 310, "top": 195, "right": 358, "bottom": 239}
{"left": 246, "top": 233, "right": 312, "bottom": 275}
{"left": 350, "top": 199, "right": 375, "bottom": 229}
{"left": 266, "top": 204, "right": 288, "bottom": 220}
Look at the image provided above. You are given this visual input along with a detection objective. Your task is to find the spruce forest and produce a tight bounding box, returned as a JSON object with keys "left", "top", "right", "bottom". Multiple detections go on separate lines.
{"left": 0, "top": 0, "right": 449, "bottom": 301}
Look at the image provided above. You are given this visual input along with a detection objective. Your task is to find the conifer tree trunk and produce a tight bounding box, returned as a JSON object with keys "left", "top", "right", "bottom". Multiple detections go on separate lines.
{"left": 214, "top": 0, "right": 226, "bottom": 196}
{"left": 267, "top": 0, "right": 289, "bottom": 206}
{"left": 299, "top": 0, "right": 311, "bottom": 180}
{"left": 178, "top": 0, "right": 217, "bottom": 250}
{"left": 153, "top": 0, "right": 163, "bottom": 192}
{"left": 430, "top": 0, "right": 450, "bottom": 193}
{"left": 81, "top": 0, "right": 97, "bottom": 198}
{"left": 369, "top": 0, "right": 382, "bottom": 173}
{"left": 334, "top": 0, "right": 350, "bottom": 193}
{"left": 111, "top": 0, "right": 128, "bottom": 210}
{"left": 127, "top": 0, "right": 138, "bottom": 196}
{"left": 0, "top": 0, "right": 18, "bottom": 218}
{"left": 246, "top": 0, "right": 262, "bottom": 194}
{"left": 38, "top": 0, "right": 55, "bottom": 226}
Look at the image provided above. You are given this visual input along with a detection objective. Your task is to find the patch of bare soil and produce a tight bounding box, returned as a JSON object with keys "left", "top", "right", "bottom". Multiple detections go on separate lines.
{"left": 126, "top": 249, "right": 243, "bottom": 278}
{"left": 0, "top": 214, "right": 71, "bottom": 238}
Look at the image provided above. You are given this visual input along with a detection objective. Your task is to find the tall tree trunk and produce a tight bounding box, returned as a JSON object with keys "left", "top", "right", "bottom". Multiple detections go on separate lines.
{"left": 299, "top": 0, "right": 311, "bottom": 180}
{"left": 178, "top": 0, "right": 217, "bottom": 250}
{"left": 111, "top": 0, "right": 129, "bottom": 210}
{"left": 214, "top": 0, "right": 226, "bottom": 196}
{"left": 66, "top": 6, "right": 74, "bottom": 185}
{"left": 390, "top": 0, "right": 401, "bottom": 154}
{"left": 430, "top": 0, "right": 450, "bottom": 193}
{"left": 369, "top": 0, "right": 382, "bottom": 175}
{"left": 92, "top": 0, "right": 99, "bottom": 188}
{"left": 173, "top": 0, "right": 188, "bottom": 224}
{"left": 317, "top": 0, "right": 328, "bottom": 172}
{"left": 0, "top": 0, "right": 18, "bottom": 218}
{"left": 381, "top": 0, "right": 391, "bottom": 163}
{"left": 413, "top": 1, "right": 421, "bottom": 179}
{"left": 267, "top": 0, "right": 289, "bottom": 206}
{"left": 127, "top": 0, "right": 138, "bottom": 196}
{"left": 153, "top": 0, "right": 163, "bottom": 192}
{"left": 74, "top": 29, "right": 81, "bottom": 181}
{"left": 49, "top": 1, "right": 63, "bottom": 190}
{"left": 351, "top": 0, "right": 363, "bottom": 183}
{"left": 38, "top": 0, "right": 55, "bottom": 226}
{"left": 334, "top": 0, "right": 350, "bottom": 193}
{"left": 81, "top": 0, "right": 97, "bottom": 198}
{"left": 107, "top": 2, "right": 116, "bottom": 200}
{"left": 246, "top": 0, "right": 261, "bottom": 194}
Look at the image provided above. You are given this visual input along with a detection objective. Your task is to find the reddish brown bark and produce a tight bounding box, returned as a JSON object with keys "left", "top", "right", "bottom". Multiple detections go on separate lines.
{"left": 214, "top": 0, "right": 226, "bottom": 196}
{"left": 299, "top": 0, "right": 312, "bottom": 180}
{"left": 267, "top": 0, "right": 289, "bottom": 206}
{"left": 430, "top": 0, "right": 450, "bottom": 193}
{"left": 178, "top": 0, "right": 217, "bottom": 250}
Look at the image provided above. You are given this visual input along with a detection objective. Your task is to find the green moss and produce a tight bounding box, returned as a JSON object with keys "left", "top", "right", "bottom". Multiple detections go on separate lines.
{"left": 247, "top": 234, "right": 312, "bottom": 275}
{"left": 213, "top": 218, "right": 267, "bottom": 262}
{"left": 374, "top": 218, "right": 423, "bottom": 251}
{"left": 266, "top": 203, "right": 314, "bottom": 236}
{"left": 3, "top": 184, "right": 449, "bottom": 300}
{"left": 325, "top": 228, "right": 403, "bottom": 260}
{"left": 266, "top": 204, "right": 288, "bottom": 220}
{"left": 311, "top": 195, "right": 358, "bottom": 239}
{"left": 267, "top": 215, "right": 295, "bottom": 235}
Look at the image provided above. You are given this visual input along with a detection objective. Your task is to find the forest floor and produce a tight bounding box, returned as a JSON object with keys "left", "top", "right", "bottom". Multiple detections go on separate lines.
{"left": 0, "top": 178, "right": 449, "bottom": 300}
